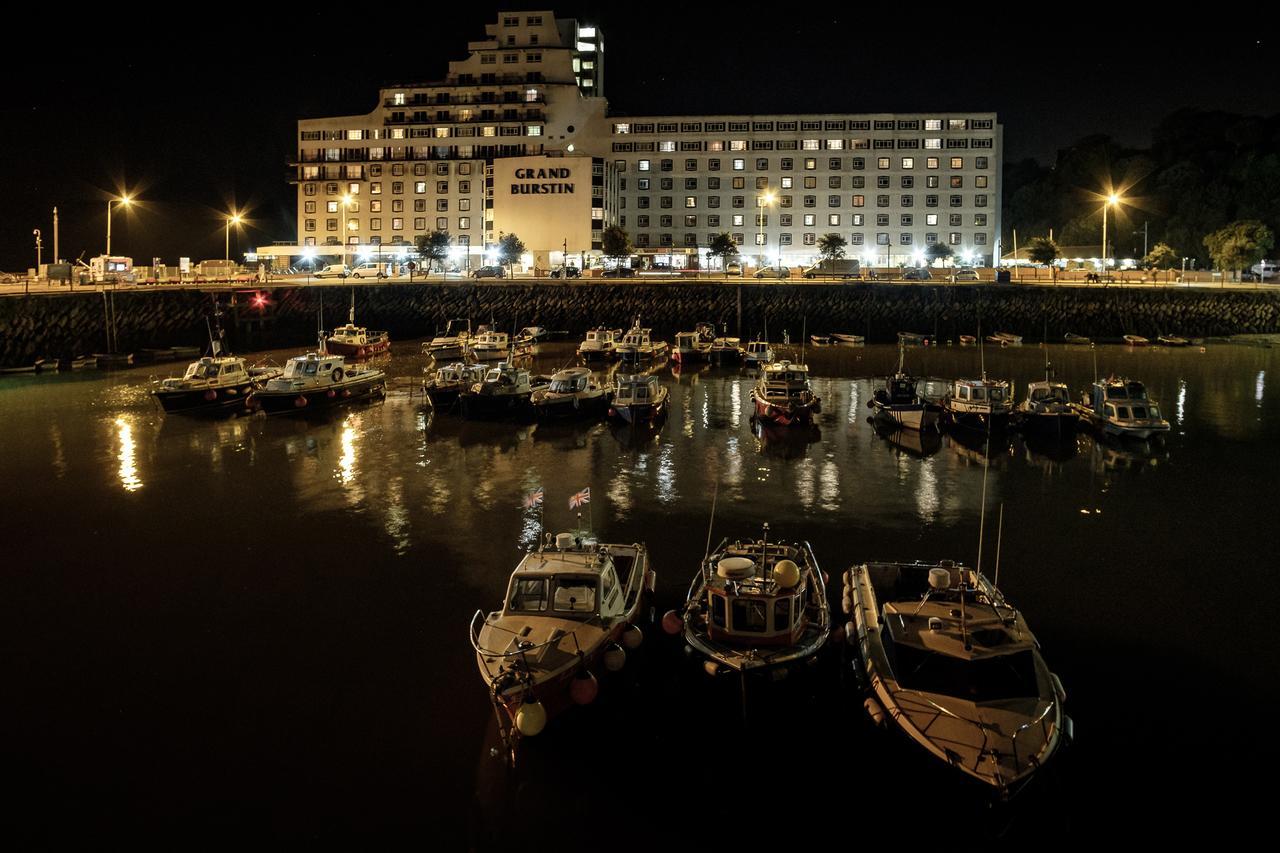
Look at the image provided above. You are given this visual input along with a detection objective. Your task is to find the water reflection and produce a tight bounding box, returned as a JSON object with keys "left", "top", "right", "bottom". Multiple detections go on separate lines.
{"left": 114, "top": 416, "right": 143, "bottom": 492}
{"left": 753, "top": 420, "right": 821, "bottom": 459}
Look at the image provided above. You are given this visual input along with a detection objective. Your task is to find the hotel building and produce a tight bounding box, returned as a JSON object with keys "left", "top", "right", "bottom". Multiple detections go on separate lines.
{"left": 286, "top": 11, "right": 1002, "bottom": 271}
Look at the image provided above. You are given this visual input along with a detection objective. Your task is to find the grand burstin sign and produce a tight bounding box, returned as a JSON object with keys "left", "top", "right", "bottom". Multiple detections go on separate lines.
{"left": 510, "top": 167, "right": 575, "bottom": 194}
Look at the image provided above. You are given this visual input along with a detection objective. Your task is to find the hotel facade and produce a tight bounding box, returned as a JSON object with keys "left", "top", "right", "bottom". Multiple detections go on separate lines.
{"left": 288, "top": 11, "right": 1002, "bottom": 271}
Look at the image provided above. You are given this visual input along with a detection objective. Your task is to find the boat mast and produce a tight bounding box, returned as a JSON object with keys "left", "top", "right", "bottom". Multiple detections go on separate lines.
{"left": 994, "top": 503, "right": 1004, "bottom": 587}
{"left": 702, "top": 479, "right": 720, "bottom": 573}
{"left": 348, "top": 287, "right": 355, "bottom": 326}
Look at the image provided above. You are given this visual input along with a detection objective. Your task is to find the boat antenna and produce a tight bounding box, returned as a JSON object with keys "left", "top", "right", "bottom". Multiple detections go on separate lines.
{"left": 348, "top": 286, "right": 355, "bottom": 326}
{"left": 801, "top": 315, "right": 806, "bottom": 364}
{"left": 994, "top": 503, "right": 1004, "bottom": 588}
{"left": 702, "top": 479, "right": 720, "bottom": 568}
{"left": 978, "top": 315, "right": 986, "bottom": 381}
{"left": 1092, "top": 344, "right": 1098, "bottom": 384}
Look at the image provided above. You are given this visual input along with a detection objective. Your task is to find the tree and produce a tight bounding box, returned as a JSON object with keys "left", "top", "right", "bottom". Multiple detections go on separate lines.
{"left": 1025, "top": 236, "right": 1061, "bottom": 282}
{"left": 1204, "top": 221, "right": 1274, "bottom": 282}
{"left": 601, "top": 225, "right": 633, "bottom": 268}
{"left": 924, "top": 243, "right": 954, "bottom": 267}
{"left": 817, "top": 233, "right": 846, "bottom": 261}
{"left": 415, "top": 230, "right": 452, "bottom": 274}
{"left": 708, "top": 232, "right": 739, "bottom": 271}
{"left": 497, "top": 233, "right": 526, "bottom": 278}
{"left": 1142, "top": 242, "right": 1178, "bottom": 270}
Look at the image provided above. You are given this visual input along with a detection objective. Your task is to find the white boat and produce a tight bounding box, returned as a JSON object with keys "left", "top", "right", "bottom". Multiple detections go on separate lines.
{"left": 1072, "top": 376, "right": 1170, "bottom": 439}
{"left": 942, "top": 376, "right": 1012, "bottom": 432}
{"left": 871, "top": 342, "right": 941, "bottom": 431}
{"left": 470, "top": 532, "right": 654, "bottom": 761}
{"left": 459, "top": 362, "right": 549, "bottom": 419}
{"left": 709, "top": 332, "right": 745, "bottom": 363}
{"left": 422, "top": 362, "right": 488, "bottom": 411}
{"left": 531, "top": 367, "right": 611, "bottom": 420}
{"left": 673, "top": 322, "right": 715, "bottom": 364}
{"left": 831, "top": 333, "right": 866, "bottom": 344}
{"left": 615, "top": 320, "right": 669, "bottom": 361}
{"left": 469, "top": 329, "right": 510, "bottom": 360}
{"left": 153, "top": 356, "right": 281, "bottom": 414}
{"left": 422, "top": 318, "right": 472, "bottom": 359}
{"left": 1013, "top": 361, "right": 1078, "bottom": 439}
{"left": 986, "top": 332, "right": 1022, "bottom": 346}
{"left": 252, "top": 352, "right": 385, "bottom": 414}
{"left": 577, "top": 326, "right": 622, "bottom": 360}
{"left": 751, "top": 360, "right": 821, "bottom": 426}
{"left": 679, "top": 524, "right": 829, "bottom": 675}
{"left": 844, "top": 559, "right": 1069, "bottom": 796}
{"left": 516, "top": 326, "right": 550, "bottom": 343}
{"left": 609, "top": 374, "right": 668, "bottom": 425}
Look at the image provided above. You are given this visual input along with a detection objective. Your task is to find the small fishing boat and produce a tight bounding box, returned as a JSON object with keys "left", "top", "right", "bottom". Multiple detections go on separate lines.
{"left": 672, "top": 322, "right": 715, "bottom": 364}
{"left": 744, "top": 339, "right": 774, "bottom": 366}
{"left": 1013, "top": 362, "right": 1078, "bottom": 439}
{"left": 844, "top": 559, "right": 1069, "bottom": 797}
{"left": 252, "top": 352, "right": 385, "bottom": 414}
{"left": 986, "top": 332, "right": 1022, "bottom": 346}
{"left": 751, "top": 360, "right": 821, "bottom": 426}
{"left": 831, "top": 333, "right": 866, "bottom": 344}
{"left": 153, "top": 356, "right": 282, "bottom": 414}
{"left": 325, "top": 324, "right": 391, "bottom": 360}
{"left": 470, "top": 532, "right": 654, "bottom": 761}
{"left": 898, "top": 331, "right": 927, "bottom": 345}
{"left": 469, "top": 329, "right": 511, "bottom": 360}
{"left": 1156, "top": 335, "right": 1190, "bottom": 347}
{"left": 531, "top": 367, "right": 611, "bottom": 420}
{"left": 1063, "top": 333, "right": 1091, "bottom": 346}
{"left": 959, "top": 335, "right": 977, "bottom": 346}
{"left": 0, "top": 363, "right": 39, "bottom": 375}
{"left": 678, "top": 523, "right": 829, "bottom": 676}
{"left": 422, "top": 318, "right": 472, "bottom": 360}
{"left": 615, "top": 320, "right": 669, "bottom": 362}
{"left": 422, "top": 362, "right": 488, "bottom": 411}
{"left": 93, "top": 352, "right": 134, "bottom": 368}
{"left": 708, "top": 331, "right": 745, "bottom": 363}
{"left": 942, "top": 376, "right": 1013, "bottom": 432}
{"left": 577, "top": 326, "right": 622, "bottom": 360}
{"left": 515, "top": 326, "right": 550, "bottom": 344}
{"left": 809, "top": 334, "right": 836, "bottom": 345}
{"left": 608, "top": 374, "right": 668, "bottom": 425}
{"left": 459, "top": 362, "right": 549, "bottom": 419}
{"left": 1123, "top": 334, "right": 1149, "bottom": 347}
{"left": 870, "top": 341, "right": 941, "bottom": 431}
{"left": 60, "top": 356, "right": 97, "bottom": 370}
{"left": 1072, "top": 376, "right": 1170, "bottom": 439}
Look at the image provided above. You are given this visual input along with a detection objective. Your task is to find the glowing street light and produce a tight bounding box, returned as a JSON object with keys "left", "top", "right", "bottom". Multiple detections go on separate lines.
{"left": 1101, "top": 191, "right": 1123, "bottom": 282}
{"left": 106, "top": 194, "right": 131, "bottom": 255}
{"left": 757, "top": 190, "right": 776, "bottom": 269}
{"left": 225, "top": 212, "right": 243, "bottom": 262}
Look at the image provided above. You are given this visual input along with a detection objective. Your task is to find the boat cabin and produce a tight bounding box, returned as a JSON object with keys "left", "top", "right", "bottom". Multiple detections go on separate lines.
{"left": 181, "top": 357, "right": 245, "bottom": 382}
{"left": 613, "top": 374, "right": 661, "bottom": 405}
{"left": 503, "top": 537, "right": 631, "bottom": 624}
{"left": 1088, "top": 378, "right": 1161, "bottom": 423}
{"left": 584, "top": 328, "right": 617, "bottom": 345}
{"left": 282, "top": 353, "right": 346, "bottom": 379}
{"left": 758, "top": 361, "right": 813, "bottom": 400}
{"left": 1026, "top": 381, "right": 1071, "bottom": 409}
{"left": 548, "top": 367, "right": 592, "bottom": 393}
{"left": 329, "top": 324, "right": 368, "bottom": 345}
{"left": 885, "top": 376, "right": 919, "bottom": 405}
{"left": 482, "top": 363, "right": 530, "bottom": 389}
{"left": 950, "top": 378, "right": 1010, "bottom": 411}
{"left": 432, "top": 362, "right": 486, "bottom": 386}
{"left": 704, "top": 543, "right": 809, "bottom": 647}
{"left": 745, "top": 341, "right": 772, "bottom": 358}
{"left": 621, "top": 327, "right": 654, "bottom": 348}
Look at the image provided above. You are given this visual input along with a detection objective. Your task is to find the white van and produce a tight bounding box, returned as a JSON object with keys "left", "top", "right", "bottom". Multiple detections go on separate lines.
{"left": 350, "top": 262, "right": 387, "bottom": 279}
{"left": 1250, "top": 261, "right": 1277, "bottom": 281}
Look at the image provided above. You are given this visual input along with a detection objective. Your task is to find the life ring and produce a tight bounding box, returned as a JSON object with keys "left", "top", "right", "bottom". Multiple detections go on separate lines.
{"left": 332, "top": 367, "right": 344, "bottom": 382}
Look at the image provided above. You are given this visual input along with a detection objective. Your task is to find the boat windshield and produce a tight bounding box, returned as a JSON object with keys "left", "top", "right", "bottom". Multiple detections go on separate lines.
{"left": 551, "top": 575, "right": 597, "bottom": 614}
{"left": 185, "top": 363, "right": 220, "bottom": 379}
{"left": 550, "top": 376, "right": 587, "bottom": 393}
{"left": 893, "top": 645, "right": 1040, "bottom": 702}
{"left": 508, "top": 578, "right": 548, "bottom": 612}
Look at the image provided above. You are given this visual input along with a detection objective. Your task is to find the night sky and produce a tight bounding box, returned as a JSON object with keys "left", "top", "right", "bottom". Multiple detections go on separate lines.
{"left": 5, "top": 7, "right": 1276, "bottom": 270}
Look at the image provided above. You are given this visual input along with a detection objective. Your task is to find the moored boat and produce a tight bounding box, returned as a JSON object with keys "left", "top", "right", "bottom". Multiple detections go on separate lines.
{"left": 1013, "top": 367, "right": 1079, "bottom": 439}
{"left": 709, "top": 332, "right": 745, "bottom": 363}
{"left": 751, "top": 360, "right": 821, "bottom": 426}
{"left": 531, "top": 367, "right": 611, "bottom": 420}
{"left": 744, "top": 338, "right": 774, "bottom": 366}
{"left": 608, "top": 373, "right": 668, "bottom": 425}
{"left": 1156, "top": 335, "right": 1190, "bottom": 347}
{"left": 470, "top": 532, "right": 654, "bottom": 760}
{"left": 1071, "top": 376, "right": 1170, "bottom": 439}
{"left": 422, "top": 362, "right": 488, "bottom": 411}
{"left": 1063, "top": 333, "right": 1091, "bottom": 346}
{"left": 959, "top": 334, "right": 977, "bottom": 346}
{"left": 831, "top": 333, "right": 866, "bottom": 344}
{"left": 843, "top": 559, "right": 1069, "bottom": 797}
{"left": 672, "top": 322, "right": 715, "bottom": 364}
{"left": 678, "top": 524, "right": 829, "bottom": 675}
{"left": 469, "top": 329, "right": 511, "bottom": 360}
{"left": 615, "top": 320, "right": 669, "bottom": 362}
{"left": 1124, "top": 334, "right": 1149, "bottom": 347}
{"left": 577, "top": 326, "right": 622, "bottom": 360}
{"left": 251, "top": 352, "right": 386, "bottom": 414}
{"left": 325, "top": 324, "right": 391, "bottom": 359}
{"left": 422, "top": 318, "right": 472, "bottom": 360}
{"left": 986, "top": 332, "right": 1022, "bottom": 346}
{"left": 942, "top": 376, "right": 1012, "bottom": 432}
{"left": 153, "top": 356, "right": 282, "bottom": 414}
{"left": 460, "top": 362, "right": 549, "bottom": 419}
{"left": 870, "top": 341, "right": 941, "bottom": 431}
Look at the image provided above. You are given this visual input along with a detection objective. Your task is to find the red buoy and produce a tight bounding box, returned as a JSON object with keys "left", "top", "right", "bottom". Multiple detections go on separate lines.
{"left": 294, "top": 396, "right": 308, "bottom": 408}
{"left": 327, "top": 389, "right": 337, "bottom": 398}
{"left": 204, "top": 390, "right": 217, "bottom": 401}
{"left": 569, "top": 671, "right": 599, "bottom": 705}
{"left": 661, "top": 610, "right": 682, "bottom": 636}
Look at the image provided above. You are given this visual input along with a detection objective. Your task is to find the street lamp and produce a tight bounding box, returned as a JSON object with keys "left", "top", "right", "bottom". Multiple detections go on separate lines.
{"left": 106, "top": 194, "right": 131, "bottom": 255}
{"left": 757, "top": 190, "right": 776, "bottom": 270}
{"left": 1101, "top": 192, "right": 1120, "bottom": 283}
{"left": 225, "top": 213, "right": 242, "bottom": 262}
{"left": 341, "top": 194, "right": 355, "bottom": 272}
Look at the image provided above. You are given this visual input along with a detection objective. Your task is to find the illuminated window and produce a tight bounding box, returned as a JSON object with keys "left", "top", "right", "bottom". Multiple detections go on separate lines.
{"left": 730, "top": 140, "right": 748, "bottom": 151}
{"left": 685, "top": 196, "right": 696, "bottom": 208}
{"left": 828, "top": 214, "right": 840, "bottom": 226}
{"left": 733, "top": 159, "right": 745, "bottom": 170}
{"left": 901, "top": 157, "right": 914, "bottom": 169}
{"left": 781, "top": 177, "right": 793, "bottom": 189}
{"left": 802, "top": 139, "right": 819, "bottom": 150}
{"left": 826, "top": 139, "right": 844, "bottom": 150}
{"left": 638, "top": 160, "right": 650, "bottom": 171}
{"left": 950, "top": 157, "right": 964, "bottom": 169}
{"left": 803, "top": 214, "right": 816, "bottom": 226}
{"left": 926, "top": 214, "right": 938, "bottom": 226}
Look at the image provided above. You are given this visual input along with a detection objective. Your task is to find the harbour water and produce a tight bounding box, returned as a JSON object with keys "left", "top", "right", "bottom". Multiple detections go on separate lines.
{"left": 3, "top": 341, "right": 1277, "bottom": 844}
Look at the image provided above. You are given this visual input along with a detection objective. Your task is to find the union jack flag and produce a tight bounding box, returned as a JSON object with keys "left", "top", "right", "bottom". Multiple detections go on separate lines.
{"left": 569, "top": 487, "right": 591, "bottom": 509}
{"left": 523, "top": 488, "right": 544, "bottom": 508}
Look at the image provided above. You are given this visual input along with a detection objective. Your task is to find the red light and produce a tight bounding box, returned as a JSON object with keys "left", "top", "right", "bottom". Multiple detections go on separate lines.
{"left": 253, "top": 292, "right": 268, "bottom": 308}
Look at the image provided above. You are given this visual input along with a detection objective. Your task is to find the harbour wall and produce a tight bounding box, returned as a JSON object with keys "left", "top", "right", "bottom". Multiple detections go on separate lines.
{"left": 4, "top": 282, "right": 1280, "bottom": 365}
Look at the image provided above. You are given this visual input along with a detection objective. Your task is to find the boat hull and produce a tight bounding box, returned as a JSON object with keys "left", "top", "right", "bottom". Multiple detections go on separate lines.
{"left": 610, "top": 397, "right": 667, "bottom": 425}
{"left": 325, "top": 335, "right": 390, "bottom": 360}
{"left": 253, "top": 376, "right": 386, "bottom": 414}
{"left": 154, "top": 382, "right": 257, "bottom": 414}
{"left": 424, "top": 385, "right": 465, "bottom": 411}
{"left": 533, "top": 393, "right": 610, "bottom": 420}
{"left": 873, "top": 402, "right": 940, "bottom": 431}
{"left": 460, "top": 391, "right": 534, "bottom": 420}
{"left": 944, "top": 407, "right": 1010, "bottom": 433}
{"left": 752, "top": 391, "right": 820, "bottom": 426}
{"left": 1015, "top": 411, "right": 1079, "bottom": 438}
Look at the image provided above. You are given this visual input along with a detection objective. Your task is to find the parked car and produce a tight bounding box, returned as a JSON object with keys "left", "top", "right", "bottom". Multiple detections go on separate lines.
{"left": 472, "top": 265, "right": 506, "bottom": 279}
{"left": 350, "top": 262, "right": 387, "bottom": 279}
{"left": 315, "top": 264, "right": 350, "bottom": 279}
{"left": 754, "top": 265, "right": 792, "bottom": 279}
{"left": 601, "top": 267, "right": 637, "bottom": 278}
{"left": 952, "top": 268, "right": 979, "bottom": 281}
{"left": 902, "top": 267, "right": 932, "bottom": 281}
{"left": 549, "top": 266, "right": 582, "bottom": 279}
{"left": 724, "top": 262, "right": 742, "bottom": 276}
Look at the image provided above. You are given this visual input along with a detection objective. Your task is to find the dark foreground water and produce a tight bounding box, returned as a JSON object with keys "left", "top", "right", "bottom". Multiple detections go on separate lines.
{"left": 3, "top": 341, "right": 1277, "bottom": 845}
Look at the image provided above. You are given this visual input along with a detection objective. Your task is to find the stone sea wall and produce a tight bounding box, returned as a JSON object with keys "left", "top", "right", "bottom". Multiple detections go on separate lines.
{"left": 3, "top": 282, "right": 1280, "bottom": 366}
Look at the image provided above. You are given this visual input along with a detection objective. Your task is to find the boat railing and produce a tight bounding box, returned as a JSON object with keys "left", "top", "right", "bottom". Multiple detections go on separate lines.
{"left": 1010, "top": 701, "right": 1057, "bottom": 773}
{"left": 468, "top": 608, "right": 598, "bottom": 682}
{"left": 913, "top": 694, "right": 1001, "bottom": 785}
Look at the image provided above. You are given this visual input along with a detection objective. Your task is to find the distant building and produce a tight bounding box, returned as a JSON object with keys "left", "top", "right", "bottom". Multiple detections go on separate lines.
{"left": 283, "top": 11, "right": 1002, "bottom": 270}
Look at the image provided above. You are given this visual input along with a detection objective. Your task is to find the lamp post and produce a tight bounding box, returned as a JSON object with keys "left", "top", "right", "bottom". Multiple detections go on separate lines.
{"left": 1101, "top": 193, "right": 1119, "bottom": 284}
{"left": 225, "top": 213, "right": 242, "bottom": 263}
{"left": 342, "top": 194, "right": 354, "bottom": 274}
{"left": 757, "top": 190, "right": 775, "bottom": 271}
{"left": 106, "top": 195, "right": 131, "bottom": 255}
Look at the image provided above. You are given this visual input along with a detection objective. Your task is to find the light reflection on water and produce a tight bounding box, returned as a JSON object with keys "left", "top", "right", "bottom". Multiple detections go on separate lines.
{"left": 113, "top": 416, "right": 143, "bottom": 492}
